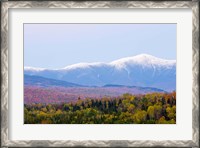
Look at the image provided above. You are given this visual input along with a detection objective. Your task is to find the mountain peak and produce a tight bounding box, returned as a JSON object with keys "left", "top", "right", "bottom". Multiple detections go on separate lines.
{"left": 110, "top": 54, "right": 176, "bottom": 68}
{"left": 63, "top": 63, "right": 90, "bottom": 69}
{"left": 134, "top": 53, "right": 158, "bottom": 59}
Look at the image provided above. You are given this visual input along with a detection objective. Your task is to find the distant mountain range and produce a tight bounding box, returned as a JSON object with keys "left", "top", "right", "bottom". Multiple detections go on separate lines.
{"left": 24, "top": 54, "right": 176, "bottom": 91}
{"left": 25, "top": 74, "right": 165, "bottom": 92}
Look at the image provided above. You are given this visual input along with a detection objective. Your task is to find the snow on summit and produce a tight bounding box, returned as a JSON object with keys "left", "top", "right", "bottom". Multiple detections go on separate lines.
{"left": 63, "top": 62, "right": 106, "bottom": 70}
{"left": 25, "top": 54, "right": 176, "bottom": 71}
{"left": 24, "top": 66, "right": 47, "bottom": 71}
{"left": 110, "top": 54, "right": 175, "bottom": 68}
{"left": 63, "top": 54, "right": 176, "bottom": 69}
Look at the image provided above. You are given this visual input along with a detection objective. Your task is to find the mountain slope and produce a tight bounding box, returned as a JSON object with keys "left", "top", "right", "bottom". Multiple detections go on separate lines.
{"left": 24, "top": 74, "right": 83, "bottom": 87}
{"left": 24, "top": 54, "right": 176, "bottom": 91}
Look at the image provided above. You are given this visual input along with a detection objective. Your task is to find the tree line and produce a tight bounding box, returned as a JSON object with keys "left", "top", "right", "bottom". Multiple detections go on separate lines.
{"left": 24, "top": 91, "right": 176, "bottom": 124}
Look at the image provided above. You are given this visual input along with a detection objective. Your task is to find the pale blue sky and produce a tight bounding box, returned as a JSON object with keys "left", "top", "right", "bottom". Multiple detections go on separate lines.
{"left": 24, "top": 24, "right": 176, "bottom": 69}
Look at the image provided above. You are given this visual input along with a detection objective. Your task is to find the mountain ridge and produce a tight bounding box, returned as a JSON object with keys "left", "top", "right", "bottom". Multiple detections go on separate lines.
{"left": 24, "top": 54, "right": 176, "bottom": 91}
{"left": 25, "top": 54, "right": 175, "bottom": 71}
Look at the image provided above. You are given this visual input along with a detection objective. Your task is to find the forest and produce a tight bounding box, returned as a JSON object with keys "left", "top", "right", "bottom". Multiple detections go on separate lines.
{"left": 24, "top": 91, "right": 176, "bottom": 124}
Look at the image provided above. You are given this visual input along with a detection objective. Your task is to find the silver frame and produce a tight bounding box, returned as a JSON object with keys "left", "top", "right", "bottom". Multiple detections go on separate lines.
{"left": 1, "top": 1, "right": 199, "bottom": 147}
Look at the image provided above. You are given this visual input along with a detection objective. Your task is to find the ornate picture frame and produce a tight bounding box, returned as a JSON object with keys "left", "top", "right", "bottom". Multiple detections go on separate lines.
{"left": 1, "top": 1, "right": 199, "bottom": 147}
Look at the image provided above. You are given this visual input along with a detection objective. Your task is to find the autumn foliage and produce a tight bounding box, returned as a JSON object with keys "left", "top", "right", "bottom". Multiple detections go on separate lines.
{"left": 24, "top": 91, "right": 176, "bottom": 124}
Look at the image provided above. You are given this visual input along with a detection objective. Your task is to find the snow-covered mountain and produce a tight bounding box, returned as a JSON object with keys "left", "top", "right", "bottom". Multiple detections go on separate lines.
{"left": 24, "top": 54, "right": 176, "bottom": 91}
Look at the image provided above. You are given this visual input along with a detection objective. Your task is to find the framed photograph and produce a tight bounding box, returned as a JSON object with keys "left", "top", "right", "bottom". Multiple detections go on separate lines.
{"left": 1, "top": 1, "right": 199, "bottom": 147}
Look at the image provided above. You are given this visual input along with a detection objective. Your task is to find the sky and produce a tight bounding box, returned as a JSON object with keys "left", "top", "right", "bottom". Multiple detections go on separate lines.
{"left": 24, "top": 24, "right": 176, "bottom": 69}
